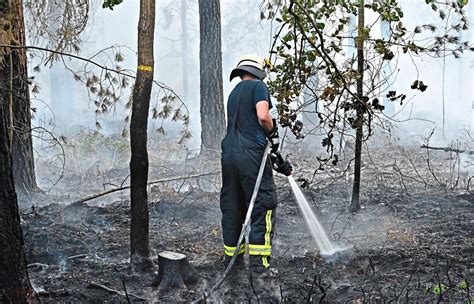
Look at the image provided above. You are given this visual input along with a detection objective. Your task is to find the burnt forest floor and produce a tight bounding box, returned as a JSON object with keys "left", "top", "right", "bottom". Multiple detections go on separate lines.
{"left": 21, "top": 136, "right": 474, "bottom": 303}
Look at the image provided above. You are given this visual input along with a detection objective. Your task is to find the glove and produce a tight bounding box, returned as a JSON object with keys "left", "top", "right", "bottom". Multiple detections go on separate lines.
{"left": 265, "top": 118, "right": 279, "bottom": 153}
{"left": 270, "top": 151, "right": 292, "bottom": 176}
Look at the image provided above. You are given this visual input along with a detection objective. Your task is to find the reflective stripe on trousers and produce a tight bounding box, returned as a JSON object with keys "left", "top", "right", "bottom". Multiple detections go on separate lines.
{"left": 224, "top": 243, "right": 245, "bottom": 256}
{"left": 249, "top": 209, "right": 273, "bottom": 268}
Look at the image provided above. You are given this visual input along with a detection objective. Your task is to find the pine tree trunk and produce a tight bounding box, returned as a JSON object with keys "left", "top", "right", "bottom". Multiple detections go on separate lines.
{"left": 0, "top": 44, "right": 35, "bottom": 303}
{"left": 181, "top": 0, "right": 189, "bottom": 99}
{"left": 199, "top": 0, "right": 225, "bottom": 153}
{"left": 0, "top": 0, "right": 38, "bottom": 196}
{"left": 129, "top": 0, "right": 155, "bottom": 271}
{"left": 350, "top": 0, "right": 364, "bottom": 212}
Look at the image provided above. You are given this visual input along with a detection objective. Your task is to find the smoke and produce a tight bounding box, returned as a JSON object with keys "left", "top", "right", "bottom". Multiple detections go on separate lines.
{"left": 388, "top": 0, "right": 473, "bottom": 142}
{"left": 27, "top": 0, "right": 472, "bottom": 146}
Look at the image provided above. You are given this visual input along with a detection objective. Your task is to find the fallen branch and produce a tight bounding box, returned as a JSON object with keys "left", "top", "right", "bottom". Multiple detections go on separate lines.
{"left": 27, "top": 263, "right": 49, "bottom": 271}
{"left": 67, "top": 254, "right": 88, "bottom": 260}
{"left": 72, "top": 172, "right": 220, "bottom": 205}
{"left": 420, "top": 145, "right": 474, "bottom": 155}
{"left": 88, "top": 282, "right": 146, "bottom": 301}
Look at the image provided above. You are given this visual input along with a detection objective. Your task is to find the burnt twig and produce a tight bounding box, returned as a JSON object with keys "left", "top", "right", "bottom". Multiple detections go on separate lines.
{"left": 72, "top": 172, "right": 220, "bottom": 205}
{"left": 249, "top": 277, "right": 260, "bottom": 304}
{"left": 88, "top": 282, "right": 146, "bottom": 301}
{"left": 121, "top": 278, "right": 131, "bottom": 304}
{"left": 420, "top": 145, "right": 474, "bottom": 155}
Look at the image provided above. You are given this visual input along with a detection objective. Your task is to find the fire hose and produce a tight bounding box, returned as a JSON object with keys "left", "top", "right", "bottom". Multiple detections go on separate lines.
{"left": 192, "top": 143, "right": 271, "bottom": 303}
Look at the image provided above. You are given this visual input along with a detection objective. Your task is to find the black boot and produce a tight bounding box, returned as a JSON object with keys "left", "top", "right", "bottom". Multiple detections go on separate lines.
{"left": 248, "top": 257, "right": 281, "bottom": 302}
{"left": 224, "top": 254, "right": 245, "bottom": 269}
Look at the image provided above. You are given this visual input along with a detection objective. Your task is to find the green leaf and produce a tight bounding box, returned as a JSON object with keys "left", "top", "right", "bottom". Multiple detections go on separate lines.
{"left": 459, "top": 280, "right": 468, "bottom": 290}
{"left": 433, "top": 284, "right": 448, "bottom": 295}
{"left": 457, "top": 0, "right": 468, "bottom": 7}
{"left": 103, "top": 0, "right": 123, "bottom": 10}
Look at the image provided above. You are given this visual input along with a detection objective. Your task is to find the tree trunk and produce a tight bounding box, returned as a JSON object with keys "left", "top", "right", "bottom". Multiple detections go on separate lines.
{"left": 129, "top": 0, "right": 155, "bottom": 271}
{"left": 181, "top": 0, "right": 189, "bottom": 99}
{"left": 350, "top": 0, "right": 364, "bottom": 212}
{"left": 0, "top": 0, "right": 38, "bottom": 196}
{"left": 0, "top": 28, "right": 35, "bottom": 303}
{"left": 199, "top": 0, "right": 225, "bottom": 153}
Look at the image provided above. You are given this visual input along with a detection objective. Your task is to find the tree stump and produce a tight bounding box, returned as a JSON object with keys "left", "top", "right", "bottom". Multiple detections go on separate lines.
{"left": 153, "top": 251, "right": 200, "bottom": 291}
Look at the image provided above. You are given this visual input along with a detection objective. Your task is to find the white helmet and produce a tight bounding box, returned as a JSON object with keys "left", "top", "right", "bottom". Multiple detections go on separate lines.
{"left": 229, "top": 54, "right": 267, "bottom": 81}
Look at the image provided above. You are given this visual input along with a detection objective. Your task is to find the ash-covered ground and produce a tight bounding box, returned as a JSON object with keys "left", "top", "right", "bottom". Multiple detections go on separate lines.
{"left": 21, "top": 131, "right": 474, "bottom": 303}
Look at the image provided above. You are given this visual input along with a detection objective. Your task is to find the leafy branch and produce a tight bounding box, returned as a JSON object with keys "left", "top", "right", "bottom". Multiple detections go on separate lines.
{"left": 1, "top": 44, "right": 191, "bottom": 143}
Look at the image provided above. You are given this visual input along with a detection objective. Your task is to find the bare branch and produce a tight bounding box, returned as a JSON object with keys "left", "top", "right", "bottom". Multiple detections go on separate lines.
{"left": 72, "top": 172, "right": 220, "bottom": 205}
{"left": 420, "top": 145, "right": 474, "bottom": 155}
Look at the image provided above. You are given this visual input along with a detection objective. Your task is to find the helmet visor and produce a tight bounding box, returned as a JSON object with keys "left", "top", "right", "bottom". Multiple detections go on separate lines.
{"left": 229, "top": 65, "right": 267, "bottom": 81}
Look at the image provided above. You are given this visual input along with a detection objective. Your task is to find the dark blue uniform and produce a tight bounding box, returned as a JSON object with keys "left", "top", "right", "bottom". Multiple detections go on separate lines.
{"left": 220, "top": 80, "right": 277, "bottom": 270}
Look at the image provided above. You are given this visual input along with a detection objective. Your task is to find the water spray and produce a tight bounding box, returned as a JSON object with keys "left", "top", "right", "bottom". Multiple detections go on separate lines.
{"left": 288, "top": 175, "right": 342, "bottom": 256}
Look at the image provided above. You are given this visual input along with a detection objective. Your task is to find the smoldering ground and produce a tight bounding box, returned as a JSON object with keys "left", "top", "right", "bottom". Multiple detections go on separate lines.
{"left": 19, "top": 127, "right": 474, "bottom": 303}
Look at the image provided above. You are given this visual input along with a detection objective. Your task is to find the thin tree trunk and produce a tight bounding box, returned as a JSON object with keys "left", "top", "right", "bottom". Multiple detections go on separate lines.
{"left": 129, "top": 0, "right": 155, "bottom": 271}
{"left": 181, "top": 0, "right": 189, "bottom": 99}
{"left": 340, "top": 11, "right": 357, "bottom": 157}
{"left": 350, "top": 0, "right": 364, "bottom": 212}
{"left": 1, "top": 0, "right": 38, "bottom": 196}
{"left": 199, "top": 0, "right": 225, "bottom": 153}
{"left": 441, "top": 44, "right": 446, "bottom": 139}
{"left": 0, "top": 5, "right": 35, "bottom": 298}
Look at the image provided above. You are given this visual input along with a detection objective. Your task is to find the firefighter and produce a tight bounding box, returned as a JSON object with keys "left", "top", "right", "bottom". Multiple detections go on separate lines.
{"left": 220, "top": 54, "right": 292, "bottom": 277}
